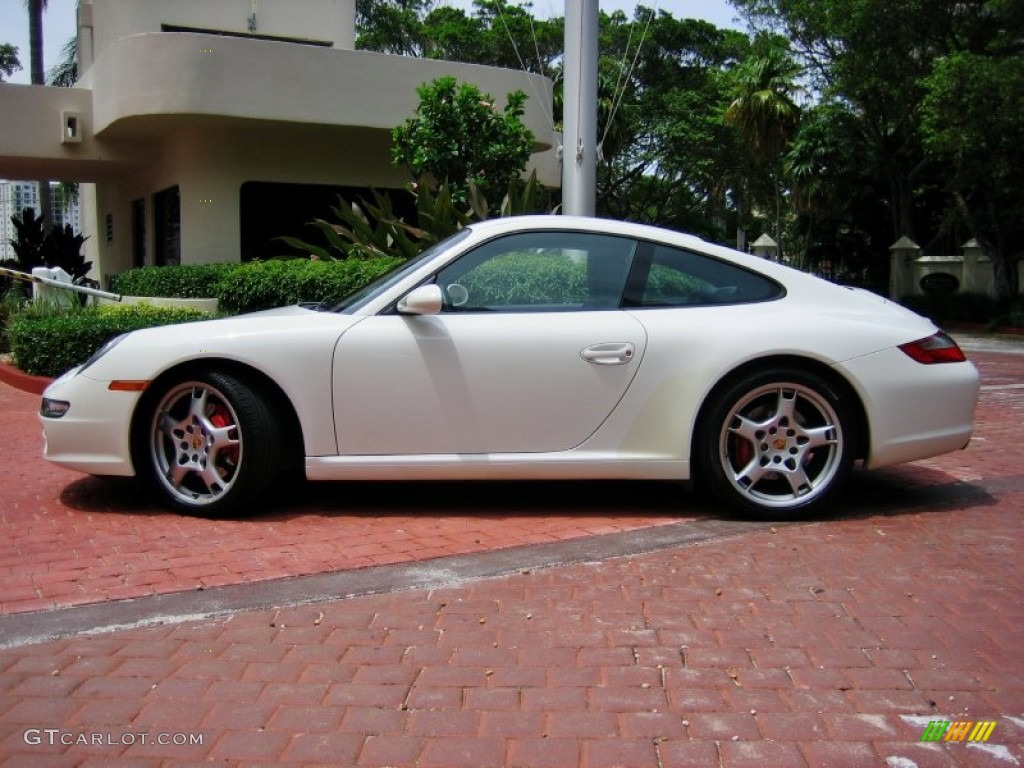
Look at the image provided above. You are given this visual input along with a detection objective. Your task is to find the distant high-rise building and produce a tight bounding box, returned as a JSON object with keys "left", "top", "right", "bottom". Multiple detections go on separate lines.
{"left": 0, "top": 181, "right": 82, "bottom": 263}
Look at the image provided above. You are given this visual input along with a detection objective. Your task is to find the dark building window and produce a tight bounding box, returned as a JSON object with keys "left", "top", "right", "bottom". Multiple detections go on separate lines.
{"left": 131, "top": 198, "right": 146, "bottom": 268}
{"left": 239, "top": 182, "right": 415, "bottom": 263}
{"left": 154, "top": 186, "right": 180, "bottom": 267}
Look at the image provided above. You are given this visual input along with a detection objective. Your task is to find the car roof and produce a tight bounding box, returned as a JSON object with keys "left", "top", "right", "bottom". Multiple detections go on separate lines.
{"left": 465, "top": 215, "right": 710, "bottom": 250}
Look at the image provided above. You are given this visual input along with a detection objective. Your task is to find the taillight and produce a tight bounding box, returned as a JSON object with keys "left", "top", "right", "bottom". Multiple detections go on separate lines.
{"left": 899, "top": 332, "right": 967, "bottom": 364}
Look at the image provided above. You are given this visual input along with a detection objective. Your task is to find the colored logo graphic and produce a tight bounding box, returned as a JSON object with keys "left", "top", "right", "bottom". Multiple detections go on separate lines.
{"left": 920, "top": 720, "right": 997, "bottom": 742}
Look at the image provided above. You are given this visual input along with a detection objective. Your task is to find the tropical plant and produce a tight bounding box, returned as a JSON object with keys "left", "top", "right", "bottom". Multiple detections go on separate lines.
{"left": 42, "top": 223, "right": 91, "bottom": 280}
{"left": 278, "top": 185, "right": 441, "bottom": 261}
{"left": 6, "top": 209, "right": 92, "bottom": 308}
{"left": 47, "top": 34, "right": 76, "bottom": 86}
{"left": 724, "top": 39, "right": 803, "bottom": 256}
{"left": 9, "top": 208, "right": 47, "bottom": 273}
{"left": 280, "top": 172, "right": 548, "bottom": 261}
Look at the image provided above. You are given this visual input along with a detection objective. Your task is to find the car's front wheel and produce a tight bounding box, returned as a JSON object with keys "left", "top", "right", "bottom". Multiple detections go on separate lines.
{"left": 695, "top": 368, "right": 855, "bottom": 519}
{"left": 140, "top": 371, "right": 282, "bottom": 516}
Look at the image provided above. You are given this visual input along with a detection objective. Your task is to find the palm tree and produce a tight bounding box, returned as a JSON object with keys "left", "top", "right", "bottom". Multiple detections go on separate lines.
{"left": 48, "top": 35, "right": 77, "bottom": 87}
{"left": 26, "top": 0, "right": 53, "bottom": 232}
{"left": 724, "top": 44, "right": 803, "bottom": 257}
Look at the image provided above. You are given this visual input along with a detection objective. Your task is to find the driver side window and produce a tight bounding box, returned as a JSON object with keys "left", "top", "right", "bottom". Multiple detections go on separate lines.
{"left": 433, "top": 231, "right": 637, "bottom": 312}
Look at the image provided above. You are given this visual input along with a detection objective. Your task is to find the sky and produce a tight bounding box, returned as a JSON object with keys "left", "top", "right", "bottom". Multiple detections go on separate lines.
{"left": 0, "top": 0, "right": 744, "bottom": 85}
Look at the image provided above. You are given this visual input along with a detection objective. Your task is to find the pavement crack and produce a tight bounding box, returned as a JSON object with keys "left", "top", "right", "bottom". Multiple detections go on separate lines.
{"left": 399, "top": 667, "right": 421, "bottom": 712}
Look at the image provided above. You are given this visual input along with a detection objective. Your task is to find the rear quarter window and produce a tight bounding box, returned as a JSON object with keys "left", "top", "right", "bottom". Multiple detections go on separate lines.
{"left": 630, "top": 244, "right": 784, "bottom": 307}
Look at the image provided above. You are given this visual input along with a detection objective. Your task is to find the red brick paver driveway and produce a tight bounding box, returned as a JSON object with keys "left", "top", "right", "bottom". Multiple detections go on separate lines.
{"left": 1, "top": 377, "right": 691, "bottom": 615}
{"left": 0, "top": 336, "right": 1021, "bottom": 766}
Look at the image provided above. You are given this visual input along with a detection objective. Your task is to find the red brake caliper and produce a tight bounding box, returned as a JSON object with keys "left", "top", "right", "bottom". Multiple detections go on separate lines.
{"left": 731, "top": 435, "right": 754, "bottom": 470}
{"left": 209, "top": 406, "right": 239, "bottom": 475}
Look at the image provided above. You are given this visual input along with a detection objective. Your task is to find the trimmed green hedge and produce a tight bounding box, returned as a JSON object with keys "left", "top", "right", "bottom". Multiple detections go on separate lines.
{"left": 215, "top": 258, "right": 402, "bottom": 313}
{"left": 110, "top": 263, "right": 239, "bottom": 299}
{"left": 109, "top": 258, "right": 403, "bottom": 314}
{"left": 9, "top": 304, "right": 212, "bottom": 377}
{"left": 9, "top": 259, "right": 406, "bottom": 377}
{"left": 453, "top": 253, "right": 586, "bottom": 306}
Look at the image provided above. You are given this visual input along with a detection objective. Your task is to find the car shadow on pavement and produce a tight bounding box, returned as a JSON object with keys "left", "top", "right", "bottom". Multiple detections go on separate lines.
{"left": 57, "top": 463, "right": 995, "bottom": 524}
{"left": 285, "top": 478, "right": 705, "bottom": 518}
{"left": 56, "top": 474, "right": 708, "bottom": 519}
{"left": 818, "top": 464, "right": 997, "bottom": 520}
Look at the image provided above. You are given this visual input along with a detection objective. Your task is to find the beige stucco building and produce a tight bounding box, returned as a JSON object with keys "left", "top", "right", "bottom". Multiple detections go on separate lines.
{"left": 0, "top": 0, "right": 557, "bottom": 282}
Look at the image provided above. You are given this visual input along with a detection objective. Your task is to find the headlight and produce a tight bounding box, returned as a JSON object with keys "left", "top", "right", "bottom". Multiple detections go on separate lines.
{"left": 41, "top": 398, "right": 71, "bottom": 418}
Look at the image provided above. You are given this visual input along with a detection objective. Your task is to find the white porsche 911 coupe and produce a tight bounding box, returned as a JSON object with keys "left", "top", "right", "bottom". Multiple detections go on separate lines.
{"left": 40, "top": 216, "right": 979, "bottom": 519}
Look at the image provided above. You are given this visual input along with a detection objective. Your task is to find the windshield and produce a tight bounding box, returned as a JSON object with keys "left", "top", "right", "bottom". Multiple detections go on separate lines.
{"left": 332, "top": 228, "right": 473, "bottom": 314}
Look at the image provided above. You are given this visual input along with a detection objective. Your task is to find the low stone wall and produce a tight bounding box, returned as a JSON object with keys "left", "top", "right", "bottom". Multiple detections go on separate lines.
{"left": 889, "top": 238, "right": 1010, "bottom": 300}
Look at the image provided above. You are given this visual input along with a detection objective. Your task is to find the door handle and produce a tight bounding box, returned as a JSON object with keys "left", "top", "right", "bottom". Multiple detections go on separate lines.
{"left": 581, "top": 342, "right": 635, "bottom": 365}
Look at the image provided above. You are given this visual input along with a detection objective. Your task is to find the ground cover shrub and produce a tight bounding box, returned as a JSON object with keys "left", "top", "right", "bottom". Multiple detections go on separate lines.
{"left": 1000, "top": 302, "right": 1024, "bottom": 328}
{"left": 9, "top": 303, "right": 212, "bottom": 377}
{"left": 0, "top": 289, "right": 26, "bottom": 354}
{"left": 900, "top": 292, "right": 1021, "bottom": 328}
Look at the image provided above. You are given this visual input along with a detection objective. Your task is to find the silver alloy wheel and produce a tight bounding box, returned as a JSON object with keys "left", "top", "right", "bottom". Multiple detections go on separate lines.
{"left": 150, "top": 380, "right": 243, "bottom": 506}
{"left": 718, "top": 382, "right": 844, "bottom": 509}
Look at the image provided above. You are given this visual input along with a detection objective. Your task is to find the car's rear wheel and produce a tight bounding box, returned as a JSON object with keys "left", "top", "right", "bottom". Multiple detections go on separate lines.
{"left": 696, "top": 368, "right": 854, "bottom": 519}
{"left": 142, "top": 371, "right": 281, "bottom": 516}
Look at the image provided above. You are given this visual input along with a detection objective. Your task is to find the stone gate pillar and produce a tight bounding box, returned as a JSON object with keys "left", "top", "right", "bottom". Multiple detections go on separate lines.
{"left": 960, "top": 239, "right": 994, "bottom": 297}
{"left": 751, "top": 234, "right": 778, "bottom": 261}
{"left": 889, "top": 236, "right": 921, "bottom": 299}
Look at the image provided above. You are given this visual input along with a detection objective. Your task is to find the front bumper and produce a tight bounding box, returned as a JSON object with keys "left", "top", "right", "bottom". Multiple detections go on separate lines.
{"left": 39, "top": 368, "right": 141, "bottom": 477}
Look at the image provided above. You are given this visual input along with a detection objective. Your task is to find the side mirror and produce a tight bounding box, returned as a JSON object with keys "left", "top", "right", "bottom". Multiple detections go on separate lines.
{"left": 396, "top": 284, "right": 443, "bottom": 315}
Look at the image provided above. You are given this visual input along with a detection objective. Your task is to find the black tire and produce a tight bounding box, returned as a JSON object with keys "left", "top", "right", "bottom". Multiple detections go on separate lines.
{"left": 139, "top": 371, "right": 282, "bottom": 516}
{"left": 694, "top": 367, "right": 855, "bottom": 520}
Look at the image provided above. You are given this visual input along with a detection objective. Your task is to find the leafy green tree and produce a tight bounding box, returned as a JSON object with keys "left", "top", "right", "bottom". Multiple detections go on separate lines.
{"left": 355, "top": 0, "right": 432, "bottom": 56}
{"left": 426, "top": 0, "right": 562, "bottom": 74}
{"left": 356, "top": 2, "right": 757, "bottom": 242}
{"left": 391, "top": 76, "right": 534, "bottom": 203}
{"left": 921, "top": 50, "right": 1024, "bottom": 300}
{"left": 594, "top": 10, "right": 751, "bottom": 237}
{"left": 357, "top": 0, "right": 563, "bottom": 76}
{"left": 734, "top": 0, "right": 1022, "bottom": 296}
{"left": 784, "top": 102, "right": 885, "bottom": 279}
{"left": 0, "top": 43, "right": 20, "bottom": 80}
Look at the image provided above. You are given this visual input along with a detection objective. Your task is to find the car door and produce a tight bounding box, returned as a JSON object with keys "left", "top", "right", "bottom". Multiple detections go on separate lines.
{"left": 332, "top": 231, "right": 647, "bottom": 456}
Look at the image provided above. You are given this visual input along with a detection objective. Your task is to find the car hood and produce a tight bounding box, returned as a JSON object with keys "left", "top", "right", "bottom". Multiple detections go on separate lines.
{"left": 80, "top": 304, "right": 362, "bottom": 382}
